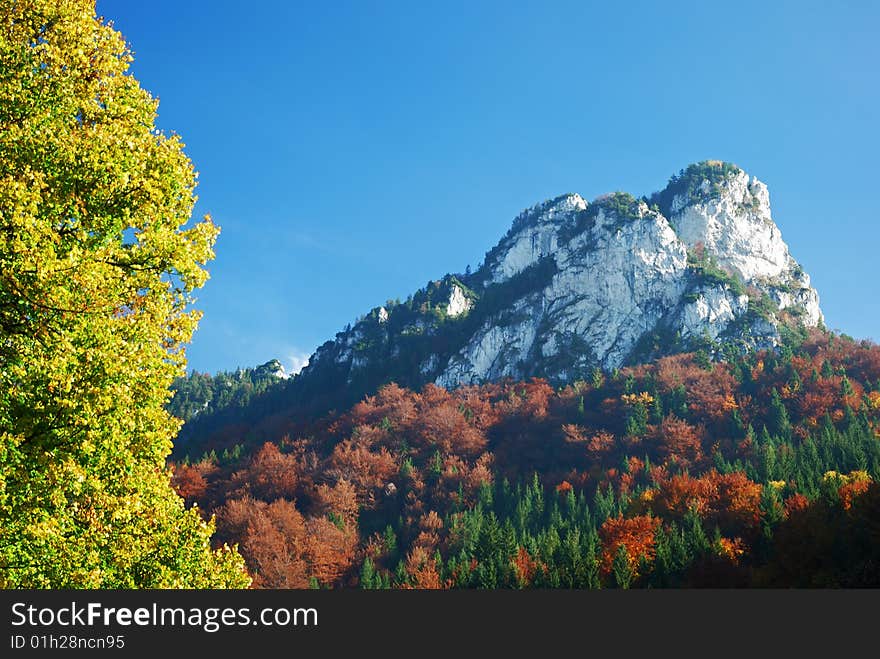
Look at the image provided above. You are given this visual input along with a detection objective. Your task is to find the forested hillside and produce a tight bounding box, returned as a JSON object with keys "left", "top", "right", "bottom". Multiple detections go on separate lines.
{"left": 171, "top": 158, "right": 827, "bottom": 453}
{"left": 171, "top": 330, "right": 880, "bottom": 587}
{"left": 168, "top": 360, "right": 287, "bottom": 424}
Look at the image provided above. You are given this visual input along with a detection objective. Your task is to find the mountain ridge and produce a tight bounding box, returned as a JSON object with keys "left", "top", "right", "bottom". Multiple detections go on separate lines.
{"left": 172, "top": 161, "right": 823, "bottom": 446}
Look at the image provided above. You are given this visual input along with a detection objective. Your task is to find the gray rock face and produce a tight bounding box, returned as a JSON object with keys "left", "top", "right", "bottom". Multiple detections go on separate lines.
{"left": 299, "top": 162, "right": 822, "bottom": 393}
{"left": 666, "top": 169, "right": 822, "bottom": 326}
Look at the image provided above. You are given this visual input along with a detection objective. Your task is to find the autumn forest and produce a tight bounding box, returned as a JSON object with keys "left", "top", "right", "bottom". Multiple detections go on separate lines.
{"left": 3, "top": 2, "right": 879, "bottom": 592}
{"left": 171, "top": 331, "right": 880, "bottom": 588}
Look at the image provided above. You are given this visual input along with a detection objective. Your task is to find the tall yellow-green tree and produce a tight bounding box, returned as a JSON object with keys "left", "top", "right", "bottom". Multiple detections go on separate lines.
{"left": 0, "top": 0, "right": 249, "bottom": 587}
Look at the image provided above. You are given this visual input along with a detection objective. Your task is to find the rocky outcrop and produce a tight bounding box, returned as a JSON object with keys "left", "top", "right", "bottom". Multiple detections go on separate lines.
{"left": 297, "top": 161, "right": 823, "bottom": 394}
{"left": 446, "top": 284, "right": 473, "bottom": 318}
{"left": 662, "top": 166, "right": 822, "bottom": 327}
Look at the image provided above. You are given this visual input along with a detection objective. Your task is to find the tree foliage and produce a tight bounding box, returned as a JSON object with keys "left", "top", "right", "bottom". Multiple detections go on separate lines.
{"left": 0, "top": 0, "right": 247, "bottom": 587}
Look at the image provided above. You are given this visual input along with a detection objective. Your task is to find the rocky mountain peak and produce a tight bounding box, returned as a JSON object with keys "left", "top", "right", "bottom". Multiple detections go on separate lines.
{"left": 294, "top": 162, "right": 823, "bottom": 405}
{"left": 659, "top": 163, "right": 792, "bottom": 281}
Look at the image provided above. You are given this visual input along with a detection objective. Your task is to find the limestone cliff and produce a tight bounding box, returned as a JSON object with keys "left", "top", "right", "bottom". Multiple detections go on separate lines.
{"left": 298, "top": 161, "right": 822, "bottom": 394}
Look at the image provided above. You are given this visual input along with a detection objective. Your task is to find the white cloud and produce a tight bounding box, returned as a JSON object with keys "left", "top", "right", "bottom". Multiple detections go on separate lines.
{"left": 285, "top": 349, "right": 312, "bottom": 376}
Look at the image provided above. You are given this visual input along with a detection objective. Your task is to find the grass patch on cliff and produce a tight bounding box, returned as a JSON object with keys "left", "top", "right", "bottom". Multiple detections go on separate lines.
{"left": 685, "top": 248, "right": 746, "bottom": 298}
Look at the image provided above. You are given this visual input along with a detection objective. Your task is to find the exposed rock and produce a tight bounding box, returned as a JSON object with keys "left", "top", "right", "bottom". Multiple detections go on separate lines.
{"left": 295, "top": 161, "right": 823, "bottom": 396}
{"left": 446, "top": 284, "right": 472, "bottom": 318}
{"left": 487, "top": 193, "right": 587, "bottom": 284}
{"left": 254, "top": 359, "right": 288, "bottom": 380}
{"left": 677, "top": 287, "right": 750, "bottom": 341}
{"left": 668, "top": 171, "right": 787, "bottom": 281}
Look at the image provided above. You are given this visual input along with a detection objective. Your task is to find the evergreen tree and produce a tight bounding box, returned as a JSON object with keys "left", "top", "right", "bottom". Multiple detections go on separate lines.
{"left": 611, "top": 545, "right": 633, "bottom": 589}
{"left": 768, "top": 388, "right": 792, "bottom": 439}
{"left": 394, "top": 560, "right": 409, "bottom": 588}
{"left": 683, "top": 508, "right": 711, "bottom": 558}
{"left": 651, "top": 526, "right": 673, "bottom": 587}
{"left": 360, "top": 557, "right": 377, "bottom": 589}
{"left": 625, "top": 401, "right": 649, "bottom": 437}
{"left": 668, "top": 385, "right": 688, "bottom": 418}
{"left": 591, "top": 367, "right": 605, "bottom": 389}
{"left": 584, "top": 532, "right": 602, "bottom": 589}
{"left": 651, "top": 395, "right": 664, "bottom": 424}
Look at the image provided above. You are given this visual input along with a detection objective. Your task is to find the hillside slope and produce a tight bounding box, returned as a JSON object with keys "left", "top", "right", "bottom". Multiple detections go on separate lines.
{"left": 174, "top": 161, "right": 823, "bottom": 450}
{"left": 172, "top": 332, "right": 880, "bottom": 588}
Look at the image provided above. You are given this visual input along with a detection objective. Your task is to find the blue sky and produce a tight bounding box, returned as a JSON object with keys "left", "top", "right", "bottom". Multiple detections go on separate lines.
{"left": 98, "top": 0, "right": 879, "bottom": 375}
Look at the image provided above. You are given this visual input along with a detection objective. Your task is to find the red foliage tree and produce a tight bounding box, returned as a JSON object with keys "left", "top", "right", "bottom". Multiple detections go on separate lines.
{"left": 328, "top": 439, "right": 397, "bottom": 494}
{"left": 314, "top": 479, "right": 360, "bottom": 524}
{"left": 599, "top": 515, "right": 660, "bottom": 576}
{"left": 242, "top": 499, "right": 310, "bottom": 588}
{"left": 512, "top": 546, "right": 539, "bottom": 587}
{"left": 401, "top": 546, "right": 444, "bottom": 589}
{"left": 303, "top": 515, "right": 358, "bottom": 586}
{"left": 234, "top": 442, "right": 301, "bottom": 501}
{"left": 411, "top": 395, "right": 486, "bottom": 457}
{"left": 655, "top": 414, "right": 704, "bottom": 467}
{"left": 653, "top": 473, "right": 717, "bottom": 519}
{"left": 784, "top": 493, "right": 810, "bottom": 517}
{"left": 715, "top": 472, "right": 763, "bottom": 531}
{"left": 171, "top": 463, "right": 210, "bottom": 506}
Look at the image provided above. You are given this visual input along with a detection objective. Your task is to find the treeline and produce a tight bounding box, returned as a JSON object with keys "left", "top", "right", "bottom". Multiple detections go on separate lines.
{"left": 168, "top": 360, "right": 286, "bottom": 424}
{"left": 171, "top": 330, "right": 880, "bottom": 587}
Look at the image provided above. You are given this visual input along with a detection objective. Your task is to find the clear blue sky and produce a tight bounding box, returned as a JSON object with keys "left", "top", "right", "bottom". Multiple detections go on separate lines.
{"left": 98, "top": 0, "right": 879, "bottom": 375}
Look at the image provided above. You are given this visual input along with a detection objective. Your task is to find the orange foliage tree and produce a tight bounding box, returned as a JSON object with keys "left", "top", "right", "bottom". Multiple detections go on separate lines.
{"left": 599, "top": 515, "right": 661, "bottom": 577}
